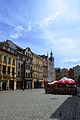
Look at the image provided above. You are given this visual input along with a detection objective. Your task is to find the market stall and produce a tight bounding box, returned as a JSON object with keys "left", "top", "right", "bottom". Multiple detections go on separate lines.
{"left": 45, "top": 77, "right": 78, "bottom": 95}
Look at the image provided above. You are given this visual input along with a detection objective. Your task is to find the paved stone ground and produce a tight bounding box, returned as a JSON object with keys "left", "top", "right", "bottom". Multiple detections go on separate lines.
{"left": 0, "top": 89, "right": 80, "bottom": 120}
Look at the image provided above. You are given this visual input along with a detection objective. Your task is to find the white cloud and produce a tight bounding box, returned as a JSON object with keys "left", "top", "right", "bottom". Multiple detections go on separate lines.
{"left": 27, "top": 21, "right": 32, "bottom": 32}
{"left": 54, "top": 0, "right": 70, "bottom": 14}
{"left": 54, "top": 38, "right": 76, "bottom": 52}
{"left": 40, "top": 26, "right": 80, "bottom": 59}
{"left": 37, "top": 13, "right": 60, "bottom": 29}
{"left": 43, "top": 0, "right": 80, "bottom": 23}
{"left": 64, "top": 58, "right": 80, "bottom": 63}
{"left": 10, "top": 22, "right": 35, "bottom": 39}
{"left": 10, "top": 32, "right": 20, "bottom": 39}
{"left": 15, "top": 25, "right": 25, "bottom": 31}
{"left": 10, "top": 25, "right": 26, "bottom": 39}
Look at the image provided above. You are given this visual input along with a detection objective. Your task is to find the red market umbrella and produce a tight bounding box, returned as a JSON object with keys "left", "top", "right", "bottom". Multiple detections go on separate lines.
{"left": 57, "top": 78, "right": 78, "bottom": 85}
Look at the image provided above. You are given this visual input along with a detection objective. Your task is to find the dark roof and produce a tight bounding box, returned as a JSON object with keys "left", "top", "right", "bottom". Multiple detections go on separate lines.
{"left": 39, "top": 55, "right": 48, "bottom": 58}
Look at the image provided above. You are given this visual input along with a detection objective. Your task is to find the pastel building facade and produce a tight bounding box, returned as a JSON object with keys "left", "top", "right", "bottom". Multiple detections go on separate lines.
{"left": 0, "top": 40, "right": 17, "bottom": 90}
{"left": 32, "top": 53, "right": 44, "bottom": 88}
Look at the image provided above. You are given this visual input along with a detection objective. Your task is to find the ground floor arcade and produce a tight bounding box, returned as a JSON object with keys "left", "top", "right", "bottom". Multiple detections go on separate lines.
{"left": 0, "top": 76, "right": 16, "bottom": 90}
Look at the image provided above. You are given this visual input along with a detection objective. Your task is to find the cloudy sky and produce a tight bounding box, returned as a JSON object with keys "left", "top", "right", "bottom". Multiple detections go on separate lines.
{"left": 0, "top": 0, "right": 80, "bottom": 68}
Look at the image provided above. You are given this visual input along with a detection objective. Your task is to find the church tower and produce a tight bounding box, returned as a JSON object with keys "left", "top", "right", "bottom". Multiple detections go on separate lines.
{"left": 49, "top": 51, "right": 54, "bottom": 63}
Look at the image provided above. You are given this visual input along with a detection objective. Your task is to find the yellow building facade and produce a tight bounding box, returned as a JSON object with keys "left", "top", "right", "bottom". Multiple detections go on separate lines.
{"left": 0, "top": 49, "right": 16, "bottom": 90}
{"left": 32, "top": 53, "right": 44, "bottom": 88}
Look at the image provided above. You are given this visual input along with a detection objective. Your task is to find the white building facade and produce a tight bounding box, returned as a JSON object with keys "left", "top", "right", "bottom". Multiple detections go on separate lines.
{"left": 47, "top": 52, "right": 55, "bottom": 83}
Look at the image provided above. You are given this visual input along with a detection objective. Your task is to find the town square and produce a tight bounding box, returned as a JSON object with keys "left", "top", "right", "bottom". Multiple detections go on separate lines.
{"left": 0, "top": 0, "right": 80, "bottom": 119}
{"left": 0, "top": 89, "right": 80, "bottom": 120}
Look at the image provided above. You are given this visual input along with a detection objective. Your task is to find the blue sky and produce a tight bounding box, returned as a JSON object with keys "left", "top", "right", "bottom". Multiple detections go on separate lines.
{"left": 0, "top": 0, "right": 80, "bottom": 68}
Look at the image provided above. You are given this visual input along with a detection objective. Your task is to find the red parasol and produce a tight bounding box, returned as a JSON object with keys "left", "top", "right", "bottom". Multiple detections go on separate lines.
{"left": 57, "top": 78, "right": 78, "bottom": 85}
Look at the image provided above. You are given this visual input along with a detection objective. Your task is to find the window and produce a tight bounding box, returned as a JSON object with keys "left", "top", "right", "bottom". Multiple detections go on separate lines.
{"left": 0, "top": 54, "right": 2, "bottom": 61}
{"left": 21, "top": 72, "right": 23, "bottom": 76}
{"left": 26, "top": 73, "right": 27, "bottom": 77}
{"left": 21, "top": 64, "right": 23, "bottom": 68}
{"left": 12, "top": 59, "right": 15, "bottom": 65}
{"left": 31, "top": 66, "right": 32, "bottom": 71}
{"left": 8, "top": 67, "right": 10, "bottom": 74}
{"left": 18, "top": 63, "right": 20, "bottom": 68}
{"left": 3, "top": 65, "right": 6, "bottom": 74}
{"left": 8, "top": 57, "right": 11, "bottom": 64}
{"left": 29, "top": 73, "right": 31, "bottom": 78}
{"left": 19, "top": 55, "right": 23, "bottom": 60}
{"left": 4, "top": 56, "right": 7, "bottom": 63}
{"left": 28, "top": 65, "right": 30, "bottom": 70}
{"left": 26, "top": 73, "right": 29, "bottom": 77}
{"left": 0, "top": 64, "right": 1, "bottom": 74}
{"left": 26, "top": 73, "right": 30, "bottom": 78}
{"left": 12, "top": 67, "right": 15, "bottom": 76}
{"left": 31, "top": 73, "right": 32, "bottom": 78}
{"left": 18, "top": 71, "right": 20, "bottom": 76}
{"left": 26, "top": 58, "right": 28, "bottom": 61}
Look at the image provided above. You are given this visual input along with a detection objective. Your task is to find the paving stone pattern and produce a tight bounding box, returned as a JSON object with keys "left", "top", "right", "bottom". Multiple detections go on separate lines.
{"left": 0, "top": 89, "right": 80, "bottom": 120}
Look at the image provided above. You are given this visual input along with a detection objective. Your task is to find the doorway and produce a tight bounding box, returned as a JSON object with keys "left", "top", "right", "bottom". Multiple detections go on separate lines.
{"left": 2, "top": 80, "right": 6, "bottom": 90}
{"left": 9, "top": 80, "right": 14, "bottom": 90}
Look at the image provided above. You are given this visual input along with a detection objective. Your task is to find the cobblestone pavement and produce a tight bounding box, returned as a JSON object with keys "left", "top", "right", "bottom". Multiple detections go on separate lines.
{"left": 0, "top": 89, "right": 80, "bottom": 120}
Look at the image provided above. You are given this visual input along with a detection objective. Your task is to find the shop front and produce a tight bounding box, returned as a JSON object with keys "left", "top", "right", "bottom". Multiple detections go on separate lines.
{"left": 16, "top": 81, "right": 23, "bottom": 90}
{"left": 34, "top": 80, "right": 41, "bottom": 88}
{"left": 9, "top": 80, "right": 14, "bottom": 90}
{"left": 26, "top": 80, "right": 32, "bottom": 89}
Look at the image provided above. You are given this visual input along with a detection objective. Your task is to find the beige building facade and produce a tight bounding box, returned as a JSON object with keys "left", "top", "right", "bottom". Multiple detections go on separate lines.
{"left": 61, "top": 68, "right": 68, "bottom": 78}
{"left": 32, "top": 53, "right": 44, "bottom": 88}
{"left": 0, "top": 48, "right": 17, "bottom": 90}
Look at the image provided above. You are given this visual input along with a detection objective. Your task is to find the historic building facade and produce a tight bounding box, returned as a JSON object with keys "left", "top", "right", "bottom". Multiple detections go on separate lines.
{"left": 24, "top": 47, "right": 33, "bottom": 89}
{"left": 73, "top": 65, "right": 80, "bottom": 80}
{"left": 40, "top": 55, "right": 48, "bottom": 82}
{"left": 6, "top": 40, "right": 24, "bottom": 90}
{"left": 47, "top": 51, "right": 55, "bottom": 82}
{"left": 0, "top": 40, "right": 17, "bottom": 90}
{"left": 55, "top": 67, "right": 61, "bottom": 80}
{"left": 61, "top": 68, "right": 68, "bottom": 78}
{"left": 32, "top": 53, "right": 44, "bottom": 88}
{"left": 0, "top": 39, "right": 56, "bottom": 90}
{"left": 5, "top": 40, "right": 33, "bottom": 90}
{"left": 68, "top": 68, "right": 74, "bottom": 79}
{"left": 16, "top": 46, "right": 24, "bottom": 89}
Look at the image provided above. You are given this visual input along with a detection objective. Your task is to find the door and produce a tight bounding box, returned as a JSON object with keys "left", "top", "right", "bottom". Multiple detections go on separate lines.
{"left": 2, "top": 80, "right": 6, "bottom": 90}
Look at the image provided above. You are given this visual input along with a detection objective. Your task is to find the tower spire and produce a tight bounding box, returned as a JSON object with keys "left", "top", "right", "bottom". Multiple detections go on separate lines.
{"left": 49, "top": 51, "right": 54, "bottom": 62}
